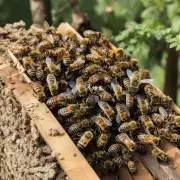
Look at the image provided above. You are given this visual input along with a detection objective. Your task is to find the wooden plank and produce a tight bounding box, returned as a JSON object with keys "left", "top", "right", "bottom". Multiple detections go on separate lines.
{"left": 0, "top": 66, "right": 99, "bottom": 180}
{"left": 140, "top": 152, "right": 179, "bottom": 180}
{"left": 118, "top": 167, "right": 133, "bottom": 180}
{"left": 162, "top": 139, "right": 180, "bottom": 178}
{"left": 133, "top": 156, "right": 154, "bottom": 180}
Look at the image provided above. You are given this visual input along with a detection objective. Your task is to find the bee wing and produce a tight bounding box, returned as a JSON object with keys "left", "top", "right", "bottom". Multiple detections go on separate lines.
{"left": 69, "top": 80, "right": 76, "bottom": 89}
{"left": 126, "top": 69, "right": 133, "bottom": 78}
{"left": 145, "top": 98, "right": 149, "bottom": 107}
{"left": 140, "top": 78, "right": 154, "bottom": 84}
{"left": 42, "top": 33, "right": 54, "bottom": 43}
{"left": 46, "top": 56, "right": 52, "bottom": 64}
{"left": 76, "top": 48, "right": 83, "bottom": 53}
{"left": 159, "top": 106, "right": 168, "bottom": 117}
{"left": 110, "top": 78, "right": 117, "bottom": 88}
{"left": 106, "top": 119, "right": 112, "bottom": 126}
{"left": 116, "top": 114, "right": 121, "bottom": 124}
{"left": 76, "top": 58, "right": 85, "bottom": 64}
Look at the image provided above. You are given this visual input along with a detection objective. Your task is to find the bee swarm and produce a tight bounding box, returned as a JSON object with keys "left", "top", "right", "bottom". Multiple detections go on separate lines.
{"left": 2, "top": 21, "right": 180, "bottom": 177}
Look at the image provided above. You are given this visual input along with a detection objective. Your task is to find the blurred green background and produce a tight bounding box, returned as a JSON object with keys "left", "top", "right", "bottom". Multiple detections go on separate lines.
{"left": 0, "top": 0, "right": 179, "bottom": 105}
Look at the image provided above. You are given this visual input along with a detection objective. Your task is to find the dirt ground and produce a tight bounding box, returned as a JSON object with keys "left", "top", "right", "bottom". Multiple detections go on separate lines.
{"left": 0, "top": 84, "right": 66, "bottom": 180}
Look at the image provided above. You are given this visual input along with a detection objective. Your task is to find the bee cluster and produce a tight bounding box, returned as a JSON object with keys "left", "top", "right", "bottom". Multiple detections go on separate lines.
{"left": 6, "top": 22, "right": 180, "bottom": 176}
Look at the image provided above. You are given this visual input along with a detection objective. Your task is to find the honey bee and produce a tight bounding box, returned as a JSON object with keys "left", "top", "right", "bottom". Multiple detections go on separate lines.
{"left": 126, "top": 70, "right": 141, "bottom": 95}
{"left": 84, "top": 64, "right": 104, "bottom": 76}
{"left": 98, "top": 100, "right": 115, "bottom": 120}
{"left": 88, "top": 73, "right": 103, "bottom": 85}
{"left": 38, "top": 40, "right": 52, "bottom": 52}
{"left": 110, "top": 78, "right": 123, "bottom": 101}
{"left": 83, "top": 30, "right": 101, "bottom": 39}
{"left": 77, "top": 131, "right": 93, "bottom": 149}
{"left": 151, "top": 113, "right": 164, "bottom": 127}
{"left": 22, "top": 56, "right": 34, "bottom": 68}
{"left": 72, "top": 103, "right": 90, "bottom": 119}
{"left": 68, "top": 119, "right": 93, "bottom": 135}
{"left": 139, "top": 115, "right": 154, "bottom": 133}
{"left": 95, "top": 115, "right": 112, "bottom": 132}
{"left": 80, "top": 38, "right": 90, "bottom": 52}
{"left": 86, "top": 54, "right": 101, "bottom": 63}
{"left": 129, "top": 58, "right": 139, "bottom": 71}
{"left": 137, "top": 134, "right": 161, "bottom": 146}
{"left": 118, "top": 121, "right": 138, "bottom": 133}
{"left": 46, "top": 93, "right": 76, "bottom": 108}
{"left": 101, "top": 160, "right": 117, "bottom": 173}
{"left": 116, "top": 133, "right": 137, "bottom": 152}
{"left": 36, "top": 65, "right": 44, "bottom": 81}
{"left": 123, "top": 77, "right": 131, "bottom": 91}
{"left": 58, "top": 104, "right": 79, "bottom": 117}
{"left": 151, "top": 146, "right": 168, "bottom": 162}
{"left": 26, "top": 66, "right": 36, "bottom": 79}
{"left": 115, "top": 103, "right": 130, "bottom": 123}
{"left": 29, "top": 49, "right": 41, "bottom": 60}
{"left": 44, "top": 49, "right": 57, "bottom": 57}
{"left": 98, "top": 35, "right": 109, "bottom": 46}
{"left": 112, "top": 156, "right": 125, "bottom": 167}
{"left": 74, "top": 76, "right": 87, "bottom": 97}
{"left": 46, "top": 57, "right": 60, "bottom": 75}
{"left": 139, "top": 68, "right": 151, "bottom": 79}
{"left": 55, "top": 47, "right": 66, "bottom": 59}
{"left": 160, "top": 95, "right": 173, "bottom": 109}
{"left": 43, "top": 21, "right": 56, "bottom": 35}
{"left": 97, "top": 132, "right": 109, "bottom": 149}
{"left": 68, "top": 58, "right": 85, "bottom": 72}
{"left": 46, "top": 73, "right": 59, "bottom": 96}
{"left": 136, "top": 95, "right": 149, "bottom": 114}
{"left": 92, "top": 150, "right": 108, "bottom": 163}
{"left": 85, "top": 95, "right": 99, "bottom": 107}
{"left": 10, "top": 45, "right": 30, "bottom": 57}
{"left": 109, "top": 65, "right": 125, "bottom": 78}
{"left": 125, "top": 92, "right": 134, "bottom": 109}
{"left": 32, "top": 82, "right": 46, "bottom": 102}
{"left": 58, "top": 79, "right": 68, "bottom": 91}
{"left": 136, "top": 143, "right": 147, "bottom": 154}
{"left": 127, "top": 160, "right": 137, "bottom": 174}
{"left": 114, "top": 61, "right": 129, "bottom": 71}
{"left": 108, "top": 143, "right": 123, "bottom": 154}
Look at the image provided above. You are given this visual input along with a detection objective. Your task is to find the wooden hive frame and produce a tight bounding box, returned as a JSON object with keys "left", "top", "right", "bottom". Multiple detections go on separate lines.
{"left": 0, "top": 22, "right": 179, "bottom": 180}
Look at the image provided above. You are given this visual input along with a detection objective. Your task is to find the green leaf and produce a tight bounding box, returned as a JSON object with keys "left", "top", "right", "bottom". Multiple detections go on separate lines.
{"left": 176, "top": 44, "right": 180, "bottom": 50}
{"left": 169, "top": 41, "right": 178, "bottom": 48}
{"left": 167, "top": 37, "right": 177, "bottom": 43}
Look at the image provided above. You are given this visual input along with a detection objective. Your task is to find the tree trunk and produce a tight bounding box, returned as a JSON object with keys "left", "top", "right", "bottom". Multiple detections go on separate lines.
{"left": 164, "top": 48, "right": 179, "bottom": 103}
{"left": 29, "top": 0, "right": 52, "bottom": 26}
{"left": 68, "top": 0, "right": 91, "bottom": 34}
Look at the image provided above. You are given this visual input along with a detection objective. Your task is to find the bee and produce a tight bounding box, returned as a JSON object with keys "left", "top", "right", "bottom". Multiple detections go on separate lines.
{"left": 85, "top": 95, "right": 99, "bottom": 107}
{"left": 88, "top": 73, "right": 111, "bottom": 85}
{"left": 108, "top": 143, "right": 123, "bottom": 154}
{"left": 68, "top": 119, "right": 93, "bottom": 135}
{"left": 10, "top": 45, "right": 29, "bottom": 57}
{"left": 68, "top": 58, "right": 85, "bottom": 72}
{"left": 97, "top": 132, "right": 109, "bottom": 149}
{"left": 46, "top": 93, "right": 76, "bottom": 108}
{"left": 151, "top": 146, "right": 168, "bottom": 162}
{"left": 83, "top": 30, "right": 101, "bottom": 39}
{"left": 123, "top": 77, "right": 130, "bottom": 91}
{"left": 112, "top": 156, "right": 125, "bottom": 167}
{"left": 38, "top": 40, "right": 52, "bottom": 52}
{"left": 36, "top": 65, "right": 44, "bottom": 81}
{"left": 137, "top": 134, "right": 161, "bottom": 146}
{"left": 114, "top": 61, "right": 129, "bottom": 71}
{"left": 84, "top": 64, "right": 104, "bottom": 76}
{"left": 29, "top": 49, "right": 41, "bottom": 60}
{"left": 80, "top": 38, "right": 90, "bottom": 52}
{"left": 95, "top": 115, "right": 112, "bottom": 132}
{"left": 58, "top": 79, "right": 68, "bottom": 91}
{"left": 116, "top": 103, "right": 130, "bottom": 123}
{"left": 169, "top": 133, "right": 180, "bottom": 142}
{"left": 72, "top": 104, "right": 90, "bottom": 119}
{"left": 44, "top": 49, "right": 57, "bottom": 57}
{"left": 118, "top": 121, "right": 138, "bottom": 133}
{"left": 127, "top": 160, "right": 137, "bottom": 174}
{"left": 139, "top": 115, "right": 154, "bottom": 133}
{"left": 22, "top": 56, "right": 34, "bottom": 68}
{"left": 32, "top": 82, "right": 46, "bottom": 102}
{"left": 97, "top": 47, "right": 110, "bottom": 57}
{"left": 109, "top": 65, "right": 125, "bottom": 78}
{"left": 110, "top": 78, "right": 123, "bottom": 101}
{"left": 43, "top": 21, "right": 56, "bottom": 35}
{"left": 139, "top": 68, "right": 151, "bottom": 79}
{"left": 52, "top": 33, "right": 61, "bottom": 47}
{"left": 136, "top": 95, "right": 149, "bottom": 114}
{"left": 127, "top": 70, "right": 141, "bottom": 95}
{"left": 160, "top": 95, "right": 172, "bottom": 109}
{"left": 98, "top": 100, "right": 115, "bottom": 120}
{"left": 75, "top": 76, "right": 87, "bottom": 97}
{"left": 46, "top": 73, "right": 59, "bottom": 96}
{"left": 136, "top": 143, "right": 147, "bottom": 154}
{"left": 129, "top": 58, "right": 139, "bottom": 71}
{"left": 98, "top": 35, "right": 109, "bottom": 46}
{"left": 101, "top": 160, "right": 117, "bottom": 173}
{"left": 116, "top": 133, "right": 137, "bottom": 152}
{"left": 26, "top": 66, "right": 36, "bottom": 79}
{"left": 55, "top": 48, "right": 66, "bottom": 59}
{"left": 77, "top": 131, "right": 93, "bottom": 150}
{"left": 62, "top": 51, "right": 72, "bottom": 66}
{"left": 125, "top": 92, "right": 134, "bottom": 109}
{"left": 151, "top": 113, "right": 164, "bottom": 127}
{"left": 58, "top": 104, "right": 79, "bottom": 117}
{"left": 46, "top": 57, "right": 60, "bottom": 75}
{"left": 86, "top": 54, "right": 101, "bottom": 63}
{"left": 92, "top": 150, "right": 108, "bottom": 163}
